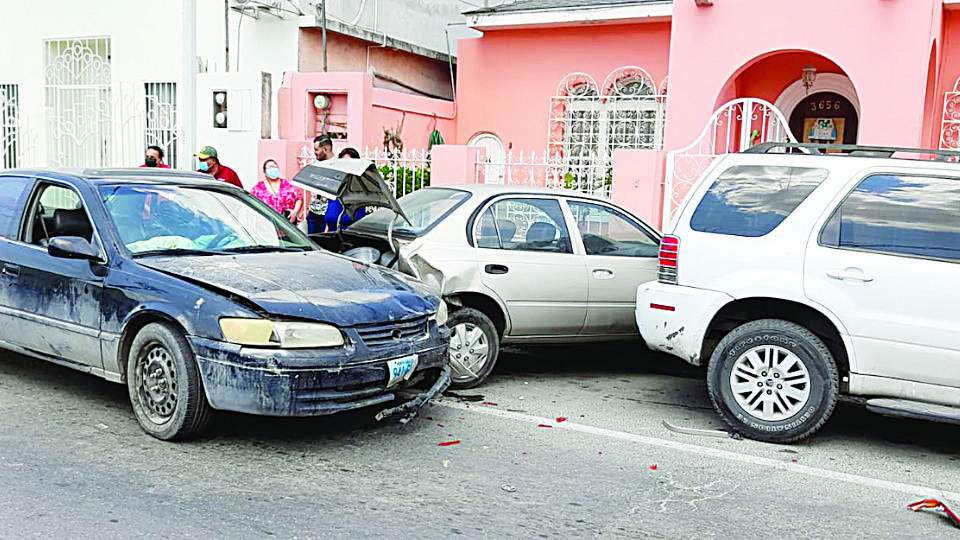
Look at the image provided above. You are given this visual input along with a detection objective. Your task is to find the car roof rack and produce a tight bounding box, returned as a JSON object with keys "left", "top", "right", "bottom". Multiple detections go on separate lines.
{"left": 745, "top": 142, "right": 960, "bottom": 161}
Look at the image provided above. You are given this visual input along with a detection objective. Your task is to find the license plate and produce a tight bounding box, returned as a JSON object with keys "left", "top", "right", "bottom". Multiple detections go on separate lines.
{"left": 386, "top": 354, "right": 418, "bottom": 387}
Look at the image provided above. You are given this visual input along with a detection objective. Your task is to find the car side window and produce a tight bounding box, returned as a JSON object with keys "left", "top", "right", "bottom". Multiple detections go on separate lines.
{"left": 819, "top": 174, "right": 960, "bottom": 262}
{"left": 475, "top": 198, "right": 572, "bottom": 254}
{"left": 690, "top": 165, "right": 829, "bottom": 237}
{"left": 568, "top": 201, "right": 659, "bottom": 257}
{"left": 0, "top": 175, "right": 33, "bottom": 240}
{"left": 23, "top": 183, "right": 93, "bottom": 246}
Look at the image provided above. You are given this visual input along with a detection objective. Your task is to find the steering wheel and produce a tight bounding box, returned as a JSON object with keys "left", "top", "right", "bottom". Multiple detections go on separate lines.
{"left": 207, "top": 228, "right": 239, "bottom": 250}
{"left": 581, "top": 233, "right": 617, "bottom": 255}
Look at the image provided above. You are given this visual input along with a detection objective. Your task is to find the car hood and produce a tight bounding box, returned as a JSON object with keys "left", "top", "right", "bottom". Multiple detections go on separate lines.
{"left": 140, "top": 251, "right": 437, "bottom": 326}
{"left": 291, "top": 158, "right": 409, "bottom": 223}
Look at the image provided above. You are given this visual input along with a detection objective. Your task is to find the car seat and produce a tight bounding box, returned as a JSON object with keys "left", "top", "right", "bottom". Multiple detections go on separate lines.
{"left": 52, "top": 208, "right": 93, "bottom": 242}
{"left": 496, "top": 219, "right": 517, "bottom": 244}
{"left": 525, "top": 221, "right": 557, "bottom": 243}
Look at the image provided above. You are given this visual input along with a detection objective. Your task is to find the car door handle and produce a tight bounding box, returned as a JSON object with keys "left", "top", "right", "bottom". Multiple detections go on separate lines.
{"left": 826, "top": 268, "right": 873, "bottom": 282}
{"left": 484, "top": 264, "right": 508, "bottom": 275}
{"left": 2, "top": 264, "right": 19, "bottom": 278}
{"left": 592, "top": 268, "right": 614, "bottom": 280}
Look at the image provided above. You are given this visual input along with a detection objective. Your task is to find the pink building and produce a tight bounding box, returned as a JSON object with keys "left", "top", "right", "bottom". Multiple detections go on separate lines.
{"left": 268, "top": 0, "right": 960, "bottom": 228}
{"left": 453, "top": 0, "right": 960, "bottom": 226}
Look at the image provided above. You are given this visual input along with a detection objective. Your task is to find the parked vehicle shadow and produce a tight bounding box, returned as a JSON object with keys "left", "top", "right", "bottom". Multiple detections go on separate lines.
{"left": 493, "top": 341, "right": 705, "bottom": 380}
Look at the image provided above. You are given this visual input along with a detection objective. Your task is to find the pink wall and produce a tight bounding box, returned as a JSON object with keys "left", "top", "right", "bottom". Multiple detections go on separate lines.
{"left": 265, "top": 71, "right": 455, "bottom": 187}
{"left": 666, "top": 0, "right": 940, "bottom": 149}
{"left": 455, "top": 22, "right": 671, "bottom": 150}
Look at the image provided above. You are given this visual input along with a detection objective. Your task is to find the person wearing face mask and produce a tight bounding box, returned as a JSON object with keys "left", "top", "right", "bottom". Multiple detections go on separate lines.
{"left": 195, "top": 145, "right": 242, "bottom": 188}
{"left": 140, "top": 145, "right": 171, "bottom": 168}
{"left": 250, "top": 159, "right": 302, "bottom": 223}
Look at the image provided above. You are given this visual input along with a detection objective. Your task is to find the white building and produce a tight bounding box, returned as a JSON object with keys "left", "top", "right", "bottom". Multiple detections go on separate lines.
{"left": 0, "top": 0, "right": 480, "bottom": 186}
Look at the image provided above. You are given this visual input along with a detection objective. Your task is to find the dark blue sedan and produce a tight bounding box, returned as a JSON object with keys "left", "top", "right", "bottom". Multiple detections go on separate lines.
{"left": 0, "top": 167, "right": 451, "bottom": 440}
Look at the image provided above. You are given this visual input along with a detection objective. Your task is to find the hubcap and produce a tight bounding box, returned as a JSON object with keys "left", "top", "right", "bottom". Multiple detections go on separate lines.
{"left": 729, "top": 345, "right": 810, "bottom": 421}
{"left": 448, "top": 322, "right": 489, "bottom": 383}
{"left": 134, "top": 344, "right": 178, "bottom": 424}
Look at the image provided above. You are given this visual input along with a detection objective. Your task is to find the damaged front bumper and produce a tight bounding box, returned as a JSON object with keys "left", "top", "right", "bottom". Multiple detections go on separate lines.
{"left": 189, "top": 329, "right": 449, "bottom": 419}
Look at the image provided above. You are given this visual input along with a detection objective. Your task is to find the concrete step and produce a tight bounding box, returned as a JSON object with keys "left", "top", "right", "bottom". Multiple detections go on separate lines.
{"left": 865, "top": 398, "right": 960, "bottom": 426}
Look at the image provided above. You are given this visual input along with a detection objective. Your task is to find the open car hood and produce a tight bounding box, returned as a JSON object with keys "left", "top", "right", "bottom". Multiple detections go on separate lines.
{"left": 292, "top": 158, "right": 409, "bottom": 223}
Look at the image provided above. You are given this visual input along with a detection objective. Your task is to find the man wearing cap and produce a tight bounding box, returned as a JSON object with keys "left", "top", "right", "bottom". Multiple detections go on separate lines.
{"left": 196, "top": 145, "right": 243, "bottom": 188}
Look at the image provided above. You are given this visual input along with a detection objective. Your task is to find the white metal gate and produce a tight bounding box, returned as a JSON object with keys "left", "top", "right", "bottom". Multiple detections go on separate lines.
{"left": 940, "top": 76, "right": 960, "bottom": 150}
{"left": 44, "top": 37, "right": 113, "bottom": 168}
{"left": 663, "top": 98, "right": 796, "bottom": 227}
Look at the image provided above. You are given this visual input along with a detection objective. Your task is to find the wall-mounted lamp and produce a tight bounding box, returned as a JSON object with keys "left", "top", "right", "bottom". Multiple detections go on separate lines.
{"left": 694, "top": 0, "right": 714, "bottom": 5}
{"left": 802, "top": 64, "right": 817, "bottom": 95}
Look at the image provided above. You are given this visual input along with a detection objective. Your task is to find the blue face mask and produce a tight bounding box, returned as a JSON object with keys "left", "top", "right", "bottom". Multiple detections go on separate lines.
{"left": 198, "top": 160, "right": 210, "bottom": 172}
{"left": 265, "top": 167, "right": 280, "bottom": 180}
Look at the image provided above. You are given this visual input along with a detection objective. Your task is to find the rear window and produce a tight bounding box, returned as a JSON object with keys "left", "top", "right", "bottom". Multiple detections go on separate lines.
{"left": 689, "top": 165, "right": 828, "bottom": 237}
{"left": 350, "top": 188, "right": 470, "bottom": 237}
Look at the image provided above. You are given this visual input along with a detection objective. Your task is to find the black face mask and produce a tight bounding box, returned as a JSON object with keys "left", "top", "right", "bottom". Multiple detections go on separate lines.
{"left": 144, "top": 157, "right": 158, "bottom": 167}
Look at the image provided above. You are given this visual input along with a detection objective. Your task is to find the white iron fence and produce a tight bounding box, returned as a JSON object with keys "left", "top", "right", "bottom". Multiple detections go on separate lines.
{"left": 476, "top": 149, "right": 612, "bottom": 198}
{"left": 1, "top": 81, "right": 180, "bottom": 170}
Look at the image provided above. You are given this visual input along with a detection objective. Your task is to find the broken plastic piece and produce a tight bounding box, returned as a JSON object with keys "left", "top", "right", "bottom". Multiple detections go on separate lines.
{"left": 438, "top": 440, "right": 461, "bottom": 447}
{"left": 483, "top": 401, "right": 499, "bottom": 406}
{"left": 556, "top": 417, "right": 567, "bottom": 423}
{"left": 650, "top": 465, "right": 658, "bottom": 470}
{"left": 908, "top": 499, "right": 960, "bottom": 528}
{"left": 501, "top": 484, "right": 517, "bottom": 493}
{"left": 537, "top": 424, "right": 552, "bottom": 428}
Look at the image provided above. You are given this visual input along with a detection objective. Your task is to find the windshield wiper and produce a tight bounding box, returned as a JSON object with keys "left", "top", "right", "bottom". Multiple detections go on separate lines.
{"left": 132, "top": 248, "right": 228, "bottom": 258}
{"left": 220, "top": 245, "right": 313, "bottom": 253}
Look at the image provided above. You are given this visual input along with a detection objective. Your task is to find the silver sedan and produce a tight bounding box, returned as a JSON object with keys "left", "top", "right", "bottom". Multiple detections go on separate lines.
{"left": 318, "top": 184, "right": 662, "bottom": 388}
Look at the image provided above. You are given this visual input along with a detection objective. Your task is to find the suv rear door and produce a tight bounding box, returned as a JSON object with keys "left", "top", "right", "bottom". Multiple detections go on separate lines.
{"left": 804, "top": 172, "right": 960, "bottom": 387}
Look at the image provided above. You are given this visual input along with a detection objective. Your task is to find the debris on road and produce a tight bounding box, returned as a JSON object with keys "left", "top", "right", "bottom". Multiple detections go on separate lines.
{"left": 662, "top": 420, "right": 729, "bottom": 438}
{"left": 501, "top": 484, "right": 517, "bottom": 493}
{"left": 908, "top": 499, "right": 960, "bottom": 529}
{"left": 650, "top": 465, "right": 658, "bottom": 470}
{"left": 556, "top": 417, "right": 567, "bottom": 423}
{"left": 537, "top": 424, "right": 552, "bottom": 428}
{"left": 483, "top": 401, "right": 499, "bottom": 406}
{"left": 438, "top": 440, "right": 461, "bottom": 447}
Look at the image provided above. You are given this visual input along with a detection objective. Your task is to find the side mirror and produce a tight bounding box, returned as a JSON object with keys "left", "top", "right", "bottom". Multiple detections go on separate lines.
{"left": 48, "top": 236, "right": 104, "bottom": 262}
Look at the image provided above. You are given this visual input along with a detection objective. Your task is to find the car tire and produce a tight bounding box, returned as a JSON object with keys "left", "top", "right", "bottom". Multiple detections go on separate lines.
{"left": 706, "top": 319, "right": 838, "bottom": 443}
{"left": 447, "top": 307, "right": 499, "bottom": 389}
{"left": 127, "top": 322, "right": 211, "bottom": 440}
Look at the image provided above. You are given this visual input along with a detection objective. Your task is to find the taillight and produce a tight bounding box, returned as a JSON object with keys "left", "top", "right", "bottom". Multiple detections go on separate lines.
{"left": 658, "top": 235, "right": 679, "bottom": 284}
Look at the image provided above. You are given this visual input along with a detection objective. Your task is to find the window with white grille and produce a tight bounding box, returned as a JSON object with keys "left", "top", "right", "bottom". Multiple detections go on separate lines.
{"left": 145, "top": 82, "right": 178, "bottom": 168}
{"left": 44, "top": 37, "right": 112, "bottom": 167}
{"left": 549, "top": 67, "right": 666, "bottom": 195}
{"left": 1, "top": 84, "right": 20, "bottom": 169}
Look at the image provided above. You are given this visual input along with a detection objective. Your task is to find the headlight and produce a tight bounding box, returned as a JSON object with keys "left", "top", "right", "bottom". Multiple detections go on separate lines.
{"left": 219, "top": 318, "right": 344, "bottom": 348}
{"left": 432, "top": 300, "right": 449, "bottom": 326}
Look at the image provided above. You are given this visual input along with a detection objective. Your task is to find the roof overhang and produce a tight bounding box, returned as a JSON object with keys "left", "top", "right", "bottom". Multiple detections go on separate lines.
{"left": 466, "top": 2, "right": 672, "bottom": 31}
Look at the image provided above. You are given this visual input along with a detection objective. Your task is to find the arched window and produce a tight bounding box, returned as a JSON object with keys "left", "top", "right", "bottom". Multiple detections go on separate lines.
{"left": 549, "top": 68, "right": 666, "bottom": 195}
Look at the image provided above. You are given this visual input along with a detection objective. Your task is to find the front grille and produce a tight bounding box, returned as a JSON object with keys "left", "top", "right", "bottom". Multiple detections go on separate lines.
{"left": 355, "top": 316, "right": 428, "bottom": 348}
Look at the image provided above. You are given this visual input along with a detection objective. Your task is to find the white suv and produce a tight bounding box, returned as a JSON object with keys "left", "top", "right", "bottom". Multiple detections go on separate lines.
{"left": 636, "top": 143, "right": 960, "bottom": 443}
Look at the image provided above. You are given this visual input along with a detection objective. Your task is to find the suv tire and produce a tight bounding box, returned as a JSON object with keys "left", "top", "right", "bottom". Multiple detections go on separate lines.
{"left": 706, "top": 319, "right": 838, "bottom": 443}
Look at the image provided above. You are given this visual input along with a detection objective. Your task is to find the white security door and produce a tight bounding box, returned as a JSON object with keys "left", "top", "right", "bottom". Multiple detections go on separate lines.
{"left": 468, "top": 132, "right": 505, "bottom": 184}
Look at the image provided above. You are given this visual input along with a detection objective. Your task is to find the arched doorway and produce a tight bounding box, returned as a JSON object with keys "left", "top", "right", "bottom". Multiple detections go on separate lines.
{"left": 789, "top": 92, "right": 859, "bottom": 147}
{"left": 468, "top": 132, "right": 505, "bottom": 184}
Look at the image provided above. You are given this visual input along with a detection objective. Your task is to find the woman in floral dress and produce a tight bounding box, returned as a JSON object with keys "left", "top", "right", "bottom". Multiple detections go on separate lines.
{"left": 250, "top": 159, "right": 303, "bottom": 224}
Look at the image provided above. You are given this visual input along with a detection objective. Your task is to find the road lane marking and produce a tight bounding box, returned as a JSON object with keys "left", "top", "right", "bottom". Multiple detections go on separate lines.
{"left": 436, "top": 399, "right": 960, "bottom": 501}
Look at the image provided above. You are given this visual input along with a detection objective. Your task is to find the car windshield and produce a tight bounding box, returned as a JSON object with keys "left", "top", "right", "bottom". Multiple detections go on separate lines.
{"left": 99, "top": 184, "right": 314, "bottom": 256}
{"left": 349, "top": 188, "right": 471, "bottom": 236}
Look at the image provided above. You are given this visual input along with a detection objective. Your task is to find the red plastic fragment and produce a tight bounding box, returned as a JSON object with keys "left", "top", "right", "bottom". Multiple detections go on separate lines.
{"left": 537, "top": 424, "right": 552, "bottom": 428}
{"left": 650, "top": 465, "right": 658, "bottom": 470}
{"left": 908, "top": 499, "right": 960, "bottom": 528}
{"left": 438, "top": 440, "right": 461, "bottom": 447}
{"left": 483, "top": 401, "right": 499, "bottom": 406}
{"left": 556, "top": 417, "right": 567, "bottom": 423}
{"left": 437, "top": 423, "right": 444, "bottom": 427}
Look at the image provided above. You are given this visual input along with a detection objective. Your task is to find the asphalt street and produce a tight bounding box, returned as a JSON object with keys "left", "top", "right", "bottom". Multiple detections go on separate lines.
{"left": 1, "top": 342, "right": 959, "bottom": 539}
